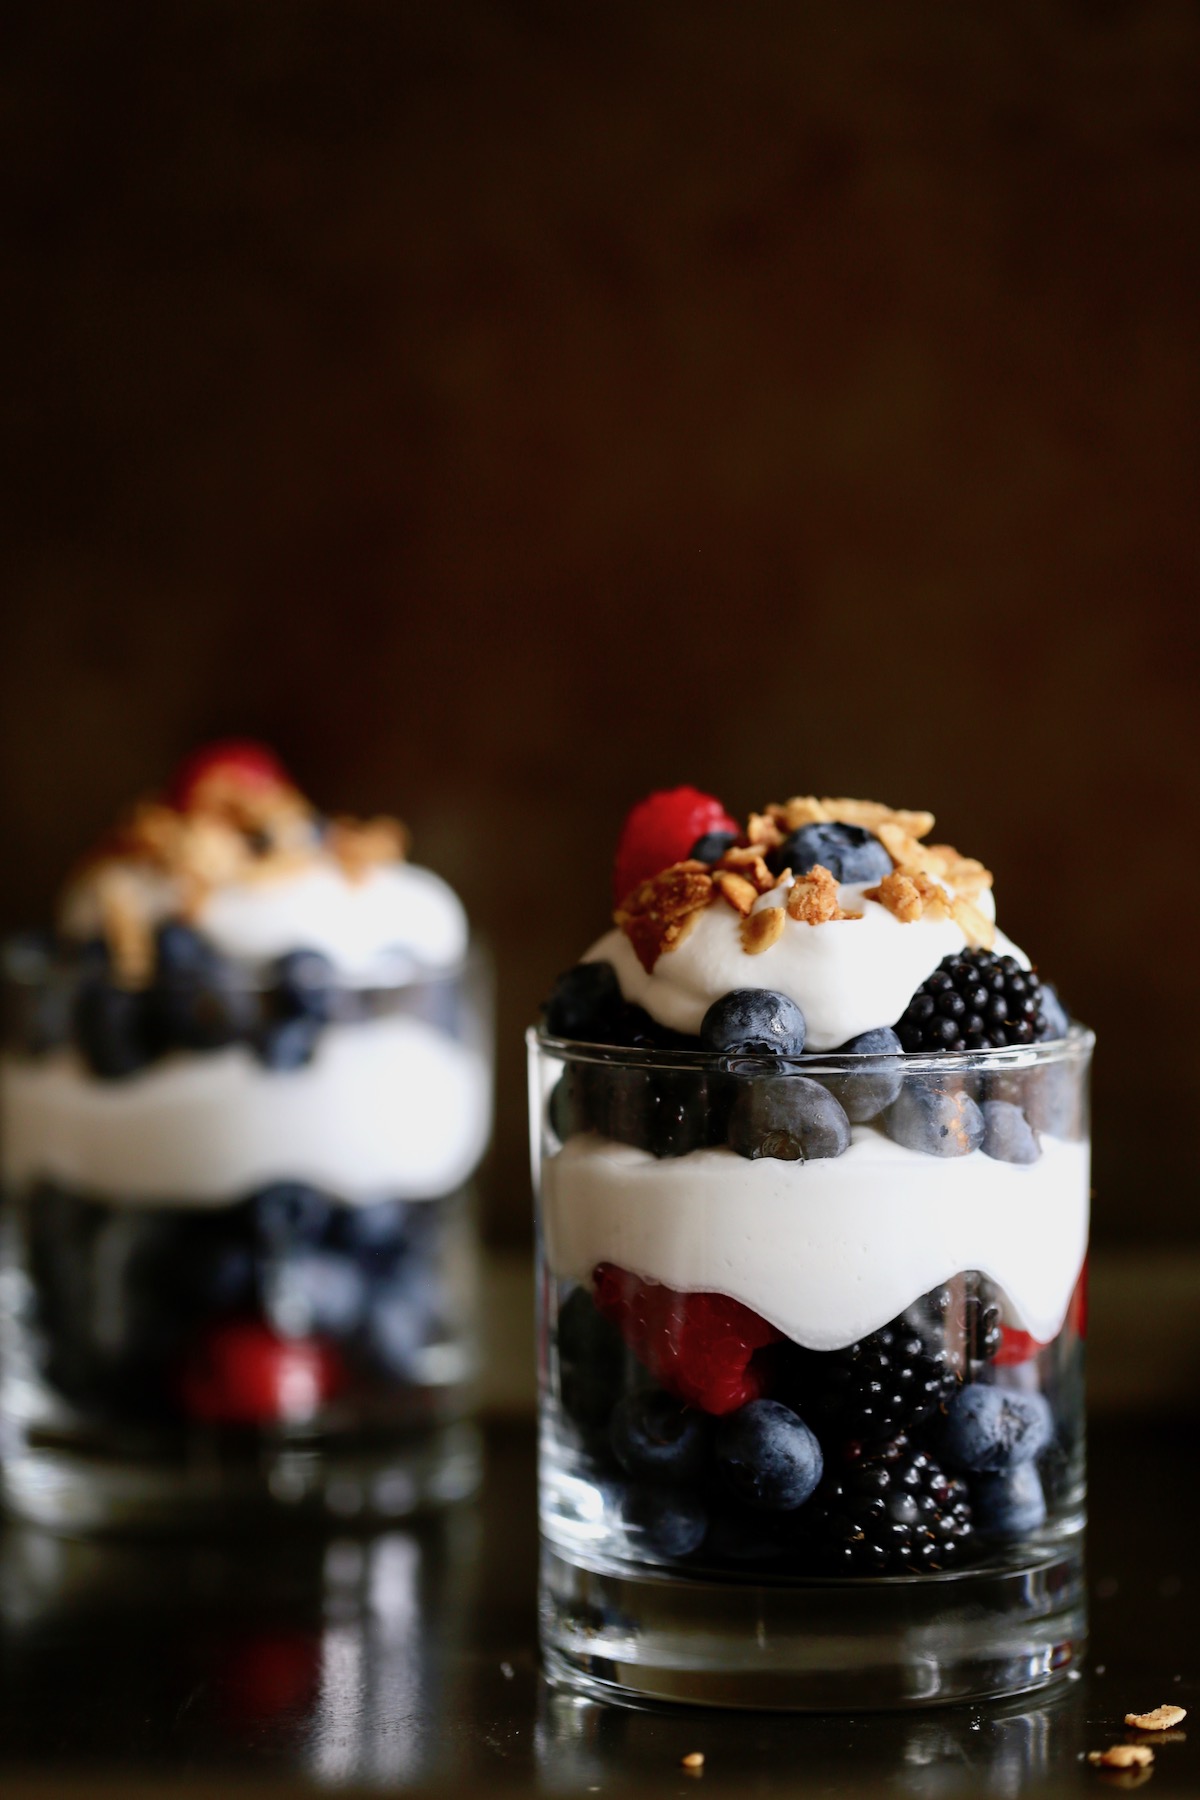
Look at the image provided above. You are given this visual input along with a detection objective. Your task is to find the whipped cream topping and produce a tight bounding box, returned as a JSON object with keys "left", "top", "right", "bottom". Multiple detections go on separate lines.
{"left": 60, "top": 861, "right": 469, "bottom": 984}
{"left": 586, "top": 880, "right": 1029, "bottom": 1049}
{"left": 1, "top": 1017, "right": 491, "bottom": 1205}
{"left": 541, "top": 1127, "right": 1089, "bottom": 1352}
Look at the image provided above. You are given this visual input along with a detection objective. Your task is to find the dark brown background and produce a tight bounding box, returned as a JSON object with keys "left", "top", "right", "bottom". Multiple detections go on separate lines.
{"left": 4, "top": 1, "right": 1199, "bottom": 1245}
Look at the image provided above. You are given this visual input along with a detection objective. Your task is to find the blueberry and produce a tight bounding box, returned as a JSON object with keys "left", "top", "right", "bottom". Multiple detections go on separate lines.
{"left": 155, "top": 921, "right": 216, "bottom": 979}
{"left": 547, "top": 1068, "right": 597, "bottom": 1142}
{"left": 187, "top": 1241, "right": 258, "bottom": 1312}
{"left": 981, "top": 1099, "right": 1041, "bottom": 1165}
{"left": 329, "top": 1199, "right": 412, "bottom": 1258}
{"left": 274, "top": 949, "right": 336, "bottom": 1023}
{"left": 714, "top": 1399, "right": 824, "bottom": 1512}
{"left": 543, "top": 962, "right": 624, "bottom": 1041}
{"left": 1038, "top": 983, "right": 1070, "bottom": 1041}
{"left": 557, "top": 1285, "right": 624, "bottom": 1370}
{"left": 74, "top": 980, "right": 154, "bottom": 1079}
{"left": 6, "top": 945, "right": 73, "bottom": 1055}
{"left": 602, "top": 1066, "right": 709, "bottom": 1157}
{"left": 263, "top": 1251, "right": 367, "bottom": 1338}
{"left": 153, "top": 926, "right": 258, "bottom": 1052}
{"left": 823, "top": 1026, "right": 904, "bottom": 1123}
{"left": 941, "top": 1383, "right": 1054, "bottom": 1473}
{"left": 885, "top": 1080, "right": 985, "bottom": 1157}
{"left": 557, "top": 1285, "right": 625, "bottom": 1429}
{"left": 769, "top": 822, "right": 892, "bottom": 884}
{"left": 255, "top": 1014, "right": 321, "bottom": 1070}
{"left": 727, "top": 1075, "right": 850, "bottom": 1161}
{"left": 688, "top": 830, "right": 738, "bottom": 865}
{"left": 253, "top": 1182, "right": 333, "bottom": 1248}
{"left": 972, "top": 1463, "right": 1047, "bottom": 1538}
{"left": 366, "top": 1273, "right": 443, "bottom": 1378}
{"left": 610, "top": 1391, "right": 709, "bottom": 1483}
{"left": 615, "top": 1482, "right": 708, "bottom": 1559}
{"left": 700, "top": 989, "right": 806, "bottom": 1056}
{"left": 1023, "top": 1062, "right": 1083, "bottom": 1139}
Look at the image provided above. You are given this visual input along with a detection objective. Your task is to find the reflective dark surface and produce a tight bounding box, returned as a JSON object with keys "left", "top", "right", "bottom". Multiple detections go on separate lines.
{"left": 0, "top": 1421, "right": 1194, "bottom": 1796}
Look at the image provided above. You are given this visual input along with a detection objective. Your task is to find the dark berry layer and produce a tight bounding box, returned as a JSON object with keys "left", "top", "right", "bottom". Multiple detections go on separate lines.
{"left": 19, "top": 1179, "right": 470, "bottom": 1428}
{"left": 552, "top": 1271, "right": 1059, "bottom": 1578}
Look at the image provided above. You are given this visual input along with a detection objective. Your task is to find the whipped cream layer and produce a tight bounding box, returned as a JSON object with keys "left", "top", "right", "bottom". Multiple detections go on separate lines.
{"left": 1, "top": 1017, "right": 491, "bottom": 1206}
{"left": 60, "top": 861, "right": 469, "bottom": 983}
{"left": 542, "top": 1127, "right": 1089, "bottom": 1351}
{"left": 586, "top": 880, "right": 1028, "bottom": 1049}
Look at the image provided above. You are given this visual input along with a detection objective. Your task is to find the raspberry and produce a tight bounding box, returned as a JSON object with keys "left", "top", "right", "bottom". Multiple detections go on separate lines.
{"left": 177, "top": 1320, "right": 344, "bottom": 1424}
{"left": 613, "top": 787, "right": 739, "bottom": 907}
{"left": 995, "top": 1327, "right": 1040, "bottom": 1367}
{"left": 592, "top": 1263, "right": 781, "bottom": 1415}
{"left": 170, "top": 739, "right": 292, "bottom": 812}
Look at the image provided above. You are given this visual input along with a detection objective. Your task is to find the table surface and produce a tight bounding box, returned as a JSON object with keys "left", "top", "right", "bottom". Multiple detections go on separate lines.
{"left": 0, "top": 1420, "right": 1194, "bottom": 1799}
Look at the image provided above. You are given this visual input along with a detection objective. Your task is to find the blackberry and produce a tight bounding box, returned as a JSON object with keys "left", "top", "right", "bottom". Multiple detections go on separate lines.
{"left": 779, "top": 1288, "right": 959, "bottom": 1445}
{"left": 804, "top": 1436, "right": 974, "bottom": 1574}
{"left": 895, "top": 951, "right": 1047, "bottom": 1053}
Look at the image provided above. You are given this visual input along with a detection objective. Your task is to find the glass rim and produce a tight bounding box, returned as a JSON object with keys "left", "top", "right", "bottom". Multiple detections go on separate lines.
{"left": 528, "top": 1019, "right": 1094, "bottom": 1075}
{"left": 1, "top": 929, "right": 491, "bottom": 996}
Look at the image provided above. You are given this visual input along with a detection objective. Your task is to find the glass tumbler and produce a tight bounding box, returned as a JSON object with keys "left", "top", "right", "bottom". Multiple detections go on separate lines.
{"left": 530, "top": 1026, "right": 1092, "bottom": 1709}
{"left": 0, "top": 935, "right": 492, "bottom": 1532}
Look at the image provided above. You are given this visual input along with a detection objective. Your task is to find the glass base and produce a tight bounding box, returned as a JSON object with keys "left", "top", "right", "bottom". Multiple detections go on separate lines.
{"left": 540, "top": 1536, "right": 1086, "bottom": 1711}
{"left": 1, "top": 1419, "right": 483, "bottom": 1536}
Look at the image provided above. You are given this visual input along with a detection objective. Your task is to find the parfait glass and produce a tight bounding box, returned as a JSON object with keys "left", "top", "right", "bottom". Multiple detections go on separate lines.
{"left": 530, "top": 1025, "right": 1091, "bottom": 1709}
{"left": 0, "top": 935, "right": 492, "bottom": 1533}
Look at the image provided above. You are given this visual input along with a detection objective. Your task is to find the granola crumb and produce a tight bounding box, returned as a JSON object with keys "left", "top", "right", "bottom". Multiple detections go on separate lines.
{"left": 863, "top": 870, "right": 924, "bottom": 924}
{"left": 98, "top": 875, "right": 154, "bottom": 987}
{"left": 1125, "top": 1705, "right": 1186, "bottom": 1731}
{"left": 740, "top": 904, "right": 786, "bottom": 954}
{"left": 766, "top": 796, "right": 935, "bottom": 840}
{"left": 746, "top": 812, "right": 784, "bottom": 850}
{"left": 1088, "top": 1745, "right": 1155, "bottom": 1768}
{"left": 875, "top": 820, "right": 932, "bottom": 869}
{"left": 713, "top": 870, "right": 759, "bottom": 917}
{"left": 786, "top": 865, "right": 862, "bottom": 925}
{"left": 715, "top": 846, "right": 775, "bottom": 891}
{"left": 951, "top": 894, "right": 996, "bottom": 950}
{"left": 616, "top": 863, "right": 714, "bottom": 972}
{"left": 327, "top": 815, "right": 409, "bottom": 883}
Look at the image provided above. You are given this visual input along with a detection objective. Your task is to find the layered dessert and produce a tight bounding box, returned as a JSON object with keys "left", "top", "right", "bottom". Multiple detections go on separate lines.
{"left": 0, "top": 742, "right": 490, "bottom": 1520}
{"left": 534, "top": 787, "right": 1089, "bottom": 1580}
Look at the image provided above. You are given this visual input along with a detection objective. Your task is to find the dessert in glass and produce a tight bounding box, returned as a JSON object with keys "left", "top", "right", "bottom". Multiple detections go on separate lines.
{"left": 0, "top": 742, "right": 491, "bottom": 1531}
{"left": 531, "top": 788, "right": 1090, "bottom": 1708}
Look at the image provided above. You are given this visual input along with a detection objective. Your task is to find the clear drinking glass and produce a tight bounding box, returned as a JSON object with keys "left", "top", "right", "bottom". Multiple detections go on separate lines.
{"left": 0, "top": 935, "right": 492, "bottom": 1532}
{"left": 530, "top": 1025, "right": 1092, "bottom": 1709}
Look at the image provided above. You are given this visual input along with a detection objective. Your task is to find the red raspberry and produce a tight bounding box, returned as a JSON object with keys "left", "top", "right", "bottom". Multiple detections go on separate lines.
{"left": 995, "top": 1260, "right": 1088, "bottom": 1366}
{"left": 178, "top": 1321, "right": 344, "bottom": 1425}
{"left": 994, "top": 1327, "right": 1040, "bottom": 1367}
{"left": 593, "top": 1263, "right": 781, "bottom": 1415}
{"left": 221, "top": 1631, "right": 322, "bottom": 1725}
{"left": 613, "top": 787, "right": 739, "bottom": 906}
{"left": 170, "top": 739, "right": 292, "bottom": 811}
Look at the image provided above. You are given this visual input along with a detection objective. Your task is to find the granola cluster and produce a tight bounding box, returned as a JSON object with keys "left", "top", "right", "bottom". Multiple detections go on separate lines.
{"left": 67, "top": 755, "right": 408, "bottom": 984}
{"left": 615, "top": 794, "right": 996, "bottom": 970}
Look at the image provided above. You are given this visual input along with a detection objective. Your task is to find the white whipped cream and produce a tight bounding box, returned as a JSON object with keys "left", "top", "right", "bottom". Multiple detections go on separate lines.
{"left": 0, "top": 1017, "right": 491, "bottom": 1206}
{"left": 541, "top": 1128, "right": 1089, "bottom": 1351}
{"left": 585, "top": 880, "right": 1028, "bottom": 1049}
{"left": 60, "top": 861, "right": 469, "bottom": 983}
